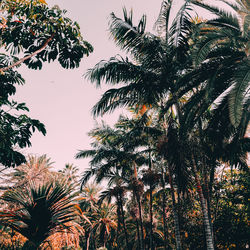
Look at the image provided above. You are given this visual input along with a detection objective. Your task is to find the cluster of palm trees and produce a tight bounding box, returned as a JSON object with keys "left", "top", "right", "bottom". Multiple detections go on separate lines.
{"left": 0, "top": 153, "right": 248, "bottom": 249}
{"left": 0, "top": 0, "right": 249, "bottom": 249}
{"left": 77, "top": 0, "right": 249, "bottom": 249}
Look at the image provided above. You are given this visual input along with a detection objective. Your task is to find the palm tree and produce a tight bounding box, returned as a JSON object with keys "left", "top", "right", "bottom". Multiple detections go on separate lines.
{"left": 124, "top": 111, "right": 163, "bottom": 250}
{"left": 178, "top": 2, "right": 249, "bottom": 248}
{"left": 79, "top": 183, "right": 101, "bottom": 212}
{"left": 99, "top": 183, "right": 129, "bottom": 249}
{"left": 0, "top": 181, "right": 78, "bottom": 249}
{"left": 85, "top": 2, "right": 198, "bottom": 247}
{"left": 83, "top": 2, "right": 246, "bottom": 249}
{"left": 189, "top": 0, "right": 249, "bottom": 128}
{"left": 76, "top": 120, "right": 148, "bottom": 249}
{"left": 78, "top": 183, "right": 102, "bottom": 250}
{"left": 86, "top": 2, "right": 194, "bottom": 118}
{"left": 86, "top": 202, "right": 117, "bottom": 249}
{"left": 58, "top": 163, "right": 80, "bottom": 190}
{"left": 8, "top": 155, "right": 54, "bottom": 188}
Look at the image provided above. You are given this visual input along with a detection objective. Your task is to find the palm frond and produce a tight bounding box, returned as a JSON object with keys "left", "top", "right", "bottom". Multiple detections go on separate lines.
{"left": 169, "top": 1, "right": 193, "bottom": 48}
{"left": 80, "top": 168, "right": 96, "bottom": 189}
{"left": 0, "top": 182, "right": 77, "bottom": 246}
{"left": 154, "top": 0, "right": 173, "bottom": 41}
{"left": 75, "top": 150, "right": 97, "bottom": 159}
{"left": 228, "top": 60, "right": 250, "bottom": 127}
{"left": 191, "top": 0, "right": 239, "bottom": 21}
{"left": 243, "top": 14, "right": 250, "bottom": 37}
{"left": 85, "top": 56, "right": 145, "bottom": 87}
{"left": 192, "top": 32, "right": 223, "bottom": 66}
{"left": 91, "top": 81, "right": 162, "bottom": 117}
{"left": 109, "top": 9, "right": 163, "bottom": 61}
{"left": 220, "top": 0, "right": 249, "bottom": 14}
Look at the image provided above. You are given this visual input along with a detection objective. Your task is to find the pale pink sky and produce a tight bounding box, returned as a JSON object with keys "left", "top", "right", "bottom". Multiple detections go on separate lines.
{"left": 14, "top": 0, "right": 221, "bottom": 171}
{"left": 15, "top": 0, "right": 167, "bottom": 170}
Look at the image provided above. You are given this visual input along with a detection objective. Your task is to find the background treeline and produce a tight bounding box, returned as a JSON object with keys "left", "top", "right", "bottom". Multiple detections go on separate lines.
{"left": 0, "top": 153, "right": 248, "bottom": 249}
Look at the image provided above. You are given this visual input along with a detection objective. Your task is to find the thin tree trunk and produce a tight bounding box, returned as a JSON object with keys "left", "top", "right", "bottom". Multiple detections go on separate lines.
{"left": 148, "top": 151, "right": 153, "bottom": 250}
{"left": 86, "top": 234, "right": 90, "bottom": 250}
{"left": 191, "top": 155, "right": 214, "bottom": 250}
{"left": 116, "top": 200, "right": 122, "bottom": 250}
{"left": 204, "top": 171, "right": 214, "bottom": 246}
{"left": 133, "top": 163, "right": 144, "bottom": 250}
{"left": 209, "top": 164, "right": 216, "bottom": 243}
{"left": 149, "top": 184, "right": 154, "bottom": 249}
{"left": 136, "top": 219, "right": 142, "bottom": 250}
{"left": 168, "top": 166, "right": 182, "bottom": 250}
{"left": 119, "top": 196, "right": 130, "bottom": 250}
{"left": 137, "top": 195, "right": 145, "bottom": 250}
{"left": 0, "top": 34, "right": 55, "bottom": 72}
{"left": 161, "top": 168, "right": 168, "bottom": 250}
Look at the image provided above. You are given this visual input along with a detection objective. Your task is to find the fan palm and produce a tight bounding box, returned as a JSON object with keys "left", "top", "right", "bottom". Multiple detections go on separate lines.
{"left": 0, "top": 181, "right": 78, "bottom": 249}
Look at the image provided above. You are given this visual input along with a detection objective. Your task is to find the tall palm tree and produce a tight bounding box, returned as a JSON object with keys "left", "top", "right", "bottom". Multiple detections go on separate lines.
{"left": 124, "top": 111, "right": 163, "bottom": 250}
{"left": 99, "top": 183, "right": 129, "bottom": 249}
{"left": 179, "top": 2, "right": 250, "bottom": 248}
{"left": 76, "top": 120, "right": 148, "bottom": 249}
{"left": 0, "top": 181, "right": 78, "bottom": 249}
{"left": 83, "top": 2, "right": 246, "bottom": 249}
{"left": 85, "top": 2, "right": 198, "bottom": 247}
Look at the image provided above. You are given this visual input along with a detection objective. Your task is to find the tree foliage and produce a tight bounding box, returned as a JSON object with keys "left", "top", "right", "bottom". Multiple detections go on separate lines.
{"left": 0, "top": 0, "right": 93, "bottom": 167}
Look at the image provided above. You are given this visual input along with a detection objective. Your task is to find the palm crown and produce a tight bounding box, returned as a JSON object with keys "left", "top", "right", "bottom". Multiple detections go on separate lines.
{"left": 0, "top": 181, "right": 77, "bottom": 248}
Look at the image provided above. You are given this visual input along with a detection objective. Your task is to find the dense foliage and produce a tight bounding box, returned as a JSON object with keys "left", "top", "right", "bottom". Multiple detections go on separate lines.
{"left": 0, "top": 0, "right": 249, "bottom": 249}
{"left": 0, "top": 0, "right": 93, "bottom": 167}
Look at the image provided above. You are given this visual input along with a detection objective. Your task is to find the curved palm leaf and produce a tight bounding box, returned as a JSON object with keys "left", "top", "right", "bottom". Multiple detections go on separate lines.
{"left": 228, "top": 60, "right": 250, "bottom": 127}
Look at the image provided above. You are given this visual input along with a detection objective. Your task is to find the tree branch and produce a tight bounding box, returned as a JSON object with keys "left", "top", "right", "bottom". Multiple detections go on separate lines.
{"left": 0, "top": 34, "right": 55, "bottom": 72}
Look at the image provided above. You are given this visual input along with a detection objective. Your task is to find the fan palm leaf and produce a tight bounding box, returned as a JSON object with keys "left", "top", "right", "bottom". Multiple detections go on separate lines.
{"left": 0, "top": 181, "right": 78, "bottom": 248}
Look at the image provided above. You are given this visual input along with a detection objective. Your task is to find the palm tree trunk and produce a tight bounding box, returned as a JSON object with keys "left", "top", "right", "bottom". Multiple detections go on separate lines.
{"left": 191, "top": 155, "right": 214, "bottom": 250}
{"left": 162, "top": 190, "right": 167, "bottom": 250}
{"left": 168, "top": 166, "right": 182, "bottom": 250}
{"left": 204, "top": 171, "right": 214, "bottom": 246}
{"left": 116, "top": 201, "right": 122, "bottom": 249}
{"left": 136, "top": 219, "right": 142, "bottom": 250}
{"left": 148, "top": 151, "right": 153, "bottom": 250}
{"left": 86, "top": 234, "right": 90, "bottom": 250}
{"left": 133, "top": 163, "right": 144, "bottom": 250}
{"left": 149, "top": 184, "right": 154, "bottom": 250}
{"left": 119, "top": 196, "right": 130, "bottom": 250}
{"left": 161, "top": 168, "right": 168, "bottom": 250}
{"left": 137, "top": 195, "right": 145, "bottom": 250}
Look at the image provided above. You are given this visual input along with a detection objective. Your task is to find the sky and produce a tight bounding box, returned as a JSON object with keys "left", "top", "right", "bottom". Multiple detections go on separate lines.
{"left": 14, "top": 0, "right": 225, "bottom": 172}
{"left": 15, "top": 0, "right": 167, "bottom": 171}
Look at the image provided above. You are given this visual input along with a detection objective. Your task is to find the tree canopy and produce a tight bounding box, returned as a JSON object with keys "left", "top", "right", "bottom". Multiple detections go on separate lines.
{"left": 0, "top": 0, "right": 93, "bottom": 167}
